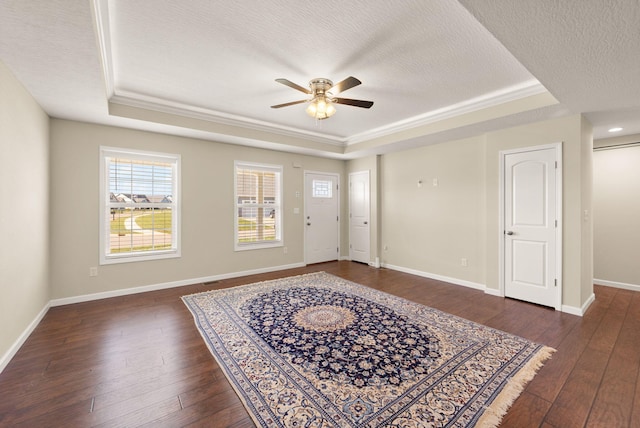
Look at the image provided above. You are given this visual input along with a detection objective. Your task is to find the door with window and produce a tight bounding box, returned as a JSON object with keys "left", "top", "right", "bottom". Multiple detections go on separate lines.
{"left": 305, "top": 172, "right": 339, "bottom": 264}
{"left": 502, "top": 144, "right": 561, "bottom": 309}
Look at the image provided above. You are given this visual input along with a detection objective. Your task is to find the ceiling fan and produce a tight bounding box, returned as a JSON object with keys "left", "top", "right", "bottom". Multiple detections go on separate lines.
{"left": 271, "top": 76, "right": 374, "bottom": 120}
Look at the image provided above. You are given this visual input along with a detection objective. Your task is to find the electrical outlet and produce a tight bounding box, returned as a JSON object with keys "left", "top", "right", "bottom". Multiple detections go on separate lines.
{"left": 89, "top": 267, "right": 98, "bottom": 277}
{"left": 461, "top": 258, "right": 467, "bottom": 267}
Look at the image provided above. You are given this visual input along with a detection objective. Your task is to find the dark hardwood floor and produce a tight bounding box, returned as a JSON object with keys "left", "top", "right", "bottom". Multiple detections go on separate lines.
{"left": 1, "top": 261, "right": 639, "bottom": 427}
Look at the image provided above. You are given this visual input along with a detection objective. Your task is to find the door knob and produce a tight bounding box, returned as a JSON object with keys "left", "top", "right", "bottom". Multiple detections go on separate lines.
{"left": 505, "top": 231, "right": 514, "bottom": 235}
{"left": 364, "top": 221, "right": 368, "bottom": 225}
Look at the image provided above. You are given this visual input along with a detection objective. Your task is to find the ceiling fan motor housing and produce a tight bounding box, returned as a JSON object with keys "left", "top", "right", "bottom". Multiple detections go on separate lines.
{"left": 309, "top": 78, "right": 334, "bottom": 97}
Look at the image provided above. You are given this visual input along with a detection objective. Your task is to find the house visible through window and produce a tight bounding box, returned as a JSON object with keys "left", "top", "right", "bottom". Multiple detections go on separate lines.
{"left": 100, "top": 147, "right": 180, "bottom": 264}
{"left": 235, "top": 161, "right": 282, "bottom": 250}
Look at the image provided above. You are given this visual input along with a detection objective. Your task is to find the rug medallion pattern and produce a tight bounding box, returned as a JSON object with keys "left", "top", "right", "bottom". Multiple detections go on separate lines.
{"left": 182, "top": 272, "right": 554, "bottom": 427}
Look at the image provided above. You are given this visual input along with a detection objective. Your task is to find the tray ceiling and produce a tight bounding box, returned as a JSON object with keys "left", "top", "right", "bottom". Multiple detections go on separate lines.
{"left": 1, "top": 1, "right": 638, "bottom": 157}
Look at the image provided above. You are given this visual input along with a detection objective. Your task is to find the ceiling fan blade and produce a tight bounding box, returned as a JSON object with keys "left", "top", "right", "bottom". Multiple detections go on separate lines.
{"left": 331, "top": 76, "right": 362, "bottom": 94}
{"left": 271, "top": 99, "right": 308, "bottom": 109}
{"left": 333, "top": 97, "right": 374, "bottom": 108}
{"left": 275, "top": 78, "right": 311, "bottom": 94}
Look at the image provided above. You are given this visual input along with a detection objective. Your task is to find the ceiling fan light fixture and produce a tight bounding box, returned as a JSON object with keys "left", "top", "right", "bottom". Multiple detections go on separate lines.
{"left": 272, "top": 76, "right": 372, "bottom": 120}
{"left": 306, "top": 96, "right": 336, "bottom": 120}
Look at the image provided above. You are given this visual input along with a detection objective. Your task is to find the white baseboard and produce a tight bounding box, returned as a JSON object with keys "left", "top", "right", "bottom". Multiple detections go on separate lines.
{"left": 2, "top": 262, "right": 307, "bottom": 374}
{"left": 562, "top": 292, "right": 595, "bottom": 316}
{"left": 5, "top": 262, "right": 609, "bottom": 374}
{"left": 381, "top": 263, "right": 486, "bottom": 291}
{"left": 366, "top": 257, "right": 381, "bottom": 268}
{"left": 380, "top": 263, "right": 598, "bottom": 316}
{"left": 484, "top": 288, "right": 502, "bottom": 297}
{"left": 594, "top": 278, "right": 640, "bottom": 292}
{"left": 50, "top": 262, "right": 306, "bottom": 307}
{"left": 0, "top": 301, "right": 50, "bottom": 373}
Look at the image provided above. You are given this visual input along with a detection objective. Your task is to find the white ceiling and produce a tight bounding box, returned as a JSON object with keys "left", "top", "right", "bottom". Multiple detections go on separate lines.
{"left": 1, "top": 0, "right": 638, "bottom": 158}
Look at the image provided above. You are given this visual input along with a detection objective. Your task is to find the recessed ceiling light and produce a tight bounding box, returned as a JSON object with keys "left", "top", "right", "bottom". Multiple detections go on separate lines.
{"left": 608, "top": 127, "right": 623, "bottom": 133}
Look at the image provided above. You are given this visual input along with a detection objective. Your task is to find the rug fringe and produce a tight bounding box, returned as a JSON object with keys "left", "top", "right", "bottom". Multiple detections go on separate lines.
{"left": 475, "top": 346, "right": 556, "bottom": 428}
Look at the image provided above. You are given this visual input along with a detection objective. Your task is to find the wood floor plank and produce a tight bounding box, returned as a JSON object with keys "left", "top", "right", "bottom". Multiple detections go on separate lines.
{"left": 543, "top": 287, "right": 633, "bottom": 427}
{"left": 524, "top": 287, "right": 614, "bottom": 404}
{"left": 543, "top": 348, "right": 610, "bottom": 428}
{"left": 586, "top": 291, "right": 640, "bottom": 427}
{"left": 632, "top": 372, "right": 640, "bottom": 428}
{"left": 93, "top": 396, "right": 182, "bottom": 428}
{"left": 1, "top": 262, "right": 639, "bottom": 427}
{"left": 499, "top": 390, "right": 552, "bottom": 428}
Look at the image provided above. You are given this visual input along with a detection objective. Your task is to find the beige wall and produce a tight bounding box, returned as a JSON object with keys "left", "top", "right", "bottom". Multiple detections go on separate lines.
{"left": 380, "top": 136, "right": 487, "bottom": 285}
{"left": 49, "top": 119, "right": 346, "bottom": 300}
{"left": 593, "top": 144, "right": 640, "bottom": 286}
{"left": 0, "top": 61, "right": 50, "bottom": 363}
{"left": 580, "top": 117, "right": 594, "bottom": 303}
{"left": 380, "top": 114, "right": 593, "bottom": 310}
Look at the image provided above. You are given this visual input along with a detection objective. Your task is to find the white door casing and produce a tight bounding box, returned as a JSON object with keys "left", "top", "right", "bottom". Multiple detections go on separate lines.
{"left": 349, "top": 171, "right": 370, "bottom": 264}
{"left": 500, "top": 144, "right": 562, "bottom": 310}
{"left": 304, "top": 172, "right": 339, "bottom": 264}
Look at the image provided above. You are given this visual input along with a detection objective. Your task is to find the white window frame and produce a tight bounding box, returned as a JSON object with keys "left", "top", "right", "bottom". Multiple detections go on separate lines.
{"left": 100, "top": 146, "right": 181, "bottom": 265}
{"left": 234, "top": 161, "right": 283, "bottom": 251}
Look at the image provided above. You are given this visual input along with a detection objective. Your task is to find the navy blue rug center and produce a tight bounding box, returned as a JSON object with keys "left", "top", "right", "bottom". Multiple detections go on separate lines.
{"left": 241, "top": 286, "right": 441, "bottom": 388}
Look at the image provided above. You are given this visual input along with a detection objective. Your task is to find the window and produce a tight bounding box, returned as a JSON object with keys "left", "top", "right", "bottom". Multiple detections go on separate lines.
{"left": 235, "top": 161, "right": 282, "bottom": 250}
{"left": 100, "top": 147, "right": 180, "bottom": 264}
{"left": 312, "top": 179, "right": 333, "bottom": 198}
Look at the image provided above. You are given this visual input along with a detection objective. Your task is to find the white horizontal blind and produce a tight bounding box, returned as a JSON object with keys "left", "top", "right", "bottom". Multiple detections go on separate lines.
{"left": 101, "top": 148, "right": 180, "bottom": 263}
{"left": 235, "top": 162, "right": 282, "bottom": 249}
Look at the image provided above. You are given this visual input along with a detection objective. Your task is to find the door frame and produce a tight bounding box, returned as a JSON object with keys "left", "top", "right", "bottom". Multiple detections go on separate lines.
{"left": 498, "top": 142, "right": 563, "bottom": 310}
{"left": 303, "top": 170, "right": 340, "bottom": 265}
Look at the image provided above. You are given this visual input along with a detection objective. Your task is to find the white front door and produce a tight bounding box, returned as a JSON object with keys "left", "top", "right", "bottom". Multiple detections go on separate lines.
{"left": 349, "top": 171, "right": 370, "bottom": 264}
{"left": 503, "top": 145, "right": 561, "bottom": 309}
{"left": 305, "top": 172, "right": 339, "bottom": 264}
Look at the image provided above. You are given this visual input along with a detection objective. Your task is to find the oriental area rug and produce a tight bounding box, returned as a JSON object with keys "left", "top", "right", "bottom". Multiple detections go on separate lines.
{"left": 182, "top": 272, "right": 554, "bottom": 427}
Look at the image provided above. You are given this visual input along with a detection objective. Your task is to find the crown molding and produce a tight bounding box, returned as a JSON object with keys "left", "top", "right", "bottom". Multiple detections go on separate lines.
{"left": 109, "top": 90, "right": 346, "bottom": 147}
{"left": 345, "top": 80, "right": 548, "bottom": 145}
{"left": 91, "top": 0, "right": 114, "bottom": 99}
{"left": 91, "top": 0, "right": 346, "bottom": 148}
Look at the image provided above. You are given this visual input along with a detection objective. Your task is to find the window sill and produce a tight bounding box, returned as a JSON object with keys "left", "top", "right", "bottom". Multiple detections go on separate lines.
{"left": 100, "top": 250, "right": 181, "bottom": 265}
{"left": 234, "top": 241, "right": 283, "bottom": 252}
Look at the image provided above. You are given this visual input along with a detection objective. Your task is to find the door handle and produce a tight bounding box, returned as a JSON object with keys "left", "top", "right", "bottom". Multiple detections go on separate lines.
{"left": 505, "top": 231, "right": 514, "bottom": 235}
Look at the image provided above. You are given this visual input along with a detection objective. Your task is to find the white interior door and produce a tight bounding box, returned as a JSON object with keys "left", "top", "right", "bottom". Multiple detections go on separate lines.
{"left": 503, "top": 146, "right": 560, "bottom": 309}
{"left": 305, "top": 172, "right": 339, "bottom": 264}
{"left": 349, "top": 171, "right": 370, "bottom": 264}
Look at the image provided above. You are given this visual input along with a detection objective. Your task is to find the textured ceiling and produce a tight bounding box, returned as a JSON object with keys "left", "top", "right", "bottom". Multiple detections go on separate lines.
{"left": 0, "top": 0, "right": 638, "bottom": 158}
{"left": 459, "top": 0, "right": 640, "bottom": 140}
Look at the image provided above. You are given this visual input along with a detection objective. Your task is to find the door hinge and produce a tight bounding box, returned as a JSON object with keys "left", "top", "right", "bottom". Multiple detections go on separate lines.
{"left": 555, "top": 161, "right": 558, "bottom": 169}
{"left": 337, "top": 216, "right": 339, "bottom": 221}
{"left": 554, "top": 278, "right": 557, "bottom": 287}
{"left": 555, "top": 219, "right": 558, "bottom": 227}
